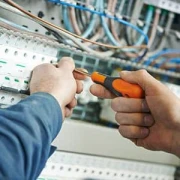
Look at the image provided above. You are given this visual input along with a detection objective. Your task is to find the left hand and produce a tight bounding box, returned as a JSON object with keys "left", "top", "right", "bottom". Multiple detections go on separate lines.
{"left": 30, "top": 57, "right": 86, "bottom": 118}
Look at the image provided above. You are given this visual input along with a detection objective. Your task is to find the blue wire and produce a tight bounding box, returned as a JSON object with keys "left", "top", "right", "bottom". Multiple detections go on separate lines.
{"left": 144, "top": 49, "right": 180, "bottom": 66}
{"left": 169, "top": 58, "right": 180, "bottom": 63}
{"left": 155, "top": 58, "right": 180, "bottom": 68}
{"left": 48, "top": 0, "right": 149, "bottom": 45}
{"left": 0, "top": 17, "right": 33, "bottom": 32}
{"left": 62, "top": 5, "right": 74, "bottom": 32}
{"left": 136, "top": 6, "right": 154, "bottom": 45}
{"left": 82, "top": 1, "right": 99, "bottom": 38}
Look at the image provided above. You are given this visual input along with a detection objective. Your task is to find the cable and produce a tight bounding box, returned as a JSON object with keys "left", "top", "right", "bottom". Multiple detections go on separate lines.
{"left": 1, "top": 0, "right": 148, "bottom": 51}
{"left": 109, "top": 0, "right": 122, "bottom": 43}
{"left": 148, "top": 8, "right": 161, "bottom": 48}
{"left": 47, "top": 0, "right": 149, "bottom": 45}
{"left": 101, "top": 0, "right": 119, "bottom": 46}
{"left": 136, "top": 5, "right": 154, "bottom": 46}
{"left": 81, "top": 0, "right": 99, "bottom": 38}
{"left": 0, "top": 17, "right": 57, "bottom": 42}
{"left": 118, "top": 0, "right": 126, "bottom": 15}
{"left": 69, "top": 1, "right": 104, "bottom": 45}
{"left": 159, "top": 9, "right": 168, "bottom": 27}
{"left": 128, "top": 0, "right": 144, "bottom": 44}
{"left": 62, "top": 5, "right": 74, "bottom": 32}
{"left": 0, "top": 16, "right": 31, "bottom": 31}
{"left": 69, "top": 6, "right": 81, "bottom": 35}
{"left": 144, "top": 49, "right": 180, "bottom": 66}
{"left": 148, "top": 12, "right": 175, "bottom": 56}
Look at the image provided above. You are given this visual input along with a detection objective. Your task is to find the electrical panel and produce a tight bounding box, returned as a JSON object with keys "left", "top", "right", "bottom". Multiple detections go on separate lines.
{"left": 0, "top": 0, "right": 180, "bottom": 179}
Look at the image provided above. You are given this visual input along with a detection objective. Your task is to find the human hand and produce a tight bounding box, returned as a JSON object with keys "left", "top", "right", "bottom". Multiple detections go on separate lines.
{"left": 90, "top": 70, "right": 180, "bottom": 157}
{"left": 30, "top": 57, "right": 85, "bottom": 118}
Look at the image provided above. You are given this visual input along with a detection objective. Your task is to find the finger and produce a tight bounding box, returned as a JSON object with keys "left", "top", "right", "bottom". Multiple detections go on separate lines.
{"left": 65, "top": 107, "right": 73, "bottom": 117}
{"left": 67, "top": 98, "right": 77, "bottom": 109}
{"left": 111, "top": 97, "right": 150, "bottom": 113}
{"left": 73, "top": 68, "right": 88, "bottom": 80}
{"left": 90, "top": 84, "right": 115, "bottom": 99}
{"left": 119, "top": 70, "right": 165, "bottom": 96}
{"left": 129, "top": 138, "right": 138, "bottom": 145}
{"left": 57, "top": 57, "right": 75, "bottom": 72}
{"left": 76, "top": 80, "right": 83, "bottom": 94}
{"left": 115, "top": 113, "right": 154, "bottom": 127}
{"left": 119, "top": 125, "right": 149, "bottom": 139}
{"left": 33, "top": 63, "right": 55, "bottom": 73}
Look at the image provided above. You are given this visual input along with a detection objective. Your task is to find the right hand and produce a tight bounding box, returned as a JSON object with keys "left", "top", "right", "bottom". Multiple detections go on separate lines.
{"left": 30, "top": 57, "right": 85, "bottom": 118}
{"left": 90, "top": 70, "right": 180, "bottom": 157}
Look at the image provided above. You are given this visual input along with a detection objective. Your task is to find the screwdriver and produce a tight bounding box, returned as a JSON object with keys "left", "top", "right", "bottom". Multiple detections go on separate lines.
{"left": 74, "top": 69, "right": 145, "bottom": 98}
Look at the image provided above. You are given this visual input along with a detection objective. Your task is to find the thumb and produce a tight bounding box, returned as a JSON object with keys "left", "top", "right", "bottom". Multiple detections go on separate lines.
{"left": 119, "top": 70, "right": 167, "bottom": 96}
{"left": 57, "top": 57, "right": 75, "bottom": 72}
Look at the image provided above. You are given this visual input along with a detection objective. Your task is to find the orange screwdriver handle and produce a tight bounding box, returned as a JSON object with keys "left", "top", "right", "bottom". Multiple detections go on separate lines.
{"left": 91, "top": 72, "right": 144, "bottom": 98}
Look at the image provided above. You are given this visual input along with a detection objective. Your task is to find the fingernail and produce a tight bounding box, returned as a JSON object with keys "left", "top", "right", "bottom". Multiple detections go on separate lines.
{"left": 120, "top": 71, "right": 130, "bottom": 76}
{"left": 144, "top": 115, "right": 153, "bottom": 126}
{"left": 142, "top": 100, "right": 150, "bottom": 112}
{"left": 141, "top": 128, "right": 149, "bottom": 135}
{"left": 82, "top": 69, "right": 88, "bottom": 73}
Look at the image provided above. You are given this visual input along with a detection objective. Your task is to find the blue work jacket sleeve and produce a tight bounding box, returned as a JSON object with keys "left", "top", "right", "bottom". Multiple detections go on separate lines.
{"left": 0, "top": 92, "right": 63, "bottom": 180}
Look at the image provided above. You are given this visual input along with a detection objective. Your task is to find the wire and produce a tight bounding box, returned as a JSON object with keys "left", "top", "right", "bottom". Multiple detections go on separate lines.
{"left": 81, "top": 0, "right": 99, "bottom": 38}
{"left": 69, "top": 1, "right": 104, "bottom": 45}
{"left": 144, "top": 49, "right": 180, "bottom": 66}
{"left": 148, "top": 12, "right": 175, "bottom": 56}
{"left": 100, "top": 0, "right": 149, "bottom": 47}
{"left": 148, "top": 8, "right": 161, "bottom": 48}
{"left": 69, "top": 6, "right": 81, "bottom": 35}
{"left": 118, "top": 0, "right": 126, "bottom": 15}
{"left": 62, "top": 5, "right": 74, "bottom": 32}
{"left": 47, "top": 0, "right": 149, "bottom": 45}
{"left": 101, "top": 0, "right": 119, "bottom": 46}
{"left": 2, "top": 0, "right": 148, "bottom": 51}
{"left": 109, "top": 0, "right": 121, "bottom": 43}
{"left": 159, "top": 9, "right": 168, "bottom": 27}
{"left": 0, "top": 17, "right": 57, "bottom": 42}
{"left": 136, "top": 5, "right": 154, "bottom": 46}
{"left": 128, "top": 0, "right": 144, "bottom": 44}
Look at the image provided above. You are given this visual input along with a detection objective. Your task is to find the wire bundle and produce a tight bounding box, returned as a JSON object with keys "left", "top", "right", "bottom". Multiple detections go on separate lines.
{"left": 1, "top": 0, "right": 179, "bottom": 72}
{"left": 48, "top": 0, "right": 177, "bottom": 65}
{"left": 144, "top": 49, "right": 180, "bottom": 72}
{"left": 47, "top": 0, "right": 149, "bottom": 60}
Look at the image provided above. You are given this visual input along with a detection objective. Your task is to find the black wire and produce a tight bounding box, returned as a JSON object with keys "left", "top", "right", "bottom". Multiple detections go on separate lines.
{"left": 43, "top": 26, "right": 65, "bottom": 43}
{"left": 134, "top": 48, "right": 149, "bottom": 63}
{"left": 76, "top": 1, "right": 87, "bottom": 30}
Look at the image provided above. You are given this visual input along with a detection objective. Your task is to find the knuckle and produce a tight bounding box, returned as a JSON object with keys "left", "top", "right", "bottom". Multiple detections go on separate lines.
{"left": 115, "top": 113, "right": 124, "bottom": 124}
{"left": 119, "top": 126, "right": 132, "bottom": 138}
{"left": 61, "top": 57, "right": 74, "bottom": 66}
{"left": 118, "top": 126, "right": 127, "bottom": 138}
{"left": 61, "top": 57, "right": 73, "bottom": 61}
{"left": 137, "top": 69, "right": 148, "bottom": 77}
{"left": 33, "top": 63, "right": 51, "bottom": 71}
{"left": 111, "top": 98, "right": 120, "bottom": 111}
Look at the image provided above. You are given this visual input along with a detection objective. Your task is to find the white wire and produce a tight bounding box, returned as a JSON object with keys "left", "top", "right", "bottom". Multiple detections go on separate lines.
{"left": 130, "top": 0, "right": 144, "bottom": 42}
